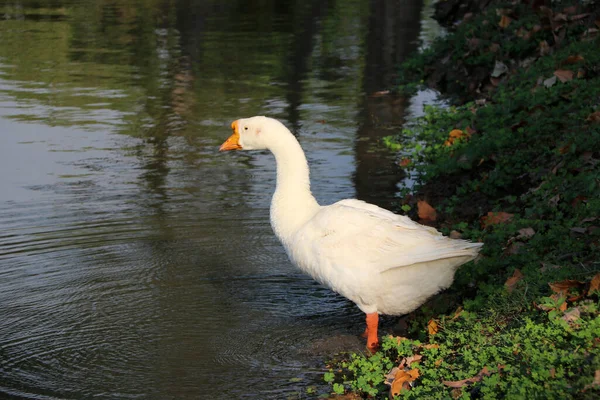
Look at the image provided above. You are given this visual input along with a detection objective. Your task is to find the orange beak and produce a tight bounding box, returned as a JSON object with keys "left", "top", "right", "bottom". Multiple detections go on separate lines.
{"left": 219, "top": 120, "right": 242, "bottom": 151}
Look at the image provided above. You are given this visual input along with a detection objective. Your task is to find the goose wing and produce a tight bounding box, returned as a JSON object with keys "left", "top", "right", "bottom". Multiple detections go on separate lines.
{"left": 303, "top": 199, "right": 481, "bottom": 272}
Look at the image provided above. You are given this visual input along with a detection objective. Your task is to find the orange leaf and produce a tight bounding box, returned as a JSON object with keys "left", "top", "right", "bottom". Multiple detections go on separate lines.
{"left": 399, "top": 158, "right": 412, "bottom": 167}
{"left": 418, "top": 200, "right": 437, "bottom": 223}
{"left": 589, "top": 273, "right": 600, "bottom": 293}
{"left": 548, "top": 280, "right": 584, "bottom": 296}
{"left": 505, "top": 269, "right": 524, "bottom": 293}
{"left": 443, "top": 367, "right": 491, "bottom": 388}
{"left": 428, "top": 319, "right": 439, "bottom": 335}
{"left": 563, "top": 55, "right": 584, "bottom": 64}
{"left": 444, "top": 129, "right": 466, "bottom": 146}
{"left": 390, "top": 368, "right": 420, "bottom": 396}
{"left": 481, "top": 211, "right": 514, "bottom": 228}
{"left": 499, "top": 15, "right": 512, "bottom": 28}
{"left": 554, "top": 69, "right": 574, "bottom": 82}
{"left": 423, "top": 344, "right": 440, "bottom": 350}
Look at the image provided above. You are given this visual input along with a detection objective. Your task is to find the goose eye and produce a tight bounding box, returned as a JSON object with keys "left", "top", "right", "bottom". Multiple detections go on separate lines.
{"left": 244, "top": 127, "right": 248, "bottom": 130}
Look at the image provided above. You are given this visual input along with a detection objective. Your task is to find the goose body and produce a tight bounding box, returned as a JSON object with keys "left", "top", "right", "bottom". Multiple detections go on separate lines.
{"left": 220, "top": 116, "right": 483, "bottom": 350}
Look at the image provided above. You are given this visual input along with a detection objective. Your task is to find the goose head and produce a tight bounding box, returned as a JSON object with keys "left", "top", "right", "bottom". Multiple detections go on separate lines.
{"left": 219, "top": 116, "right": 290, "bottom": 152}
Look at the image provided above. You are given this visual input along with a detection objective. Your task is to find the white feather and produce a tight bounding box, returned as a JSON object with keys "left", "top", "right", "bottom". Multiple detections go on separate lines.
{"left": 231, "top": 116, "right": 483, "bottom": 316}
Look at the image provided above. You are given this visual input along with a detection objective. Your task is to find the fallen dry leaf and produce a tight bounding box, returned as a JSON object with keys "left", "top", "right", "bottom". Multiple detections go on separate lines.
{"left": 399, "top": 158, "right": 411, "bottom": 167}
{"left": 444, "top": 129, "right": 467, "bottom": 146}
{"left": 452, "top": 306, "right": 464, "bottom": 320}
{"left": 586, "top": 111, "right": 600, "bottom": 123}
{"left": 539, "top": 40, "right": 551, "bottom": 56}
{"left": 405, "top": 354, "right": 423, "bottom": 366}
{"left": 505, "top": 269, "right": 524, "bottom": 293}
{"left": 499, "top": 15, "right": 512, "bottom": 28}
{"left": 570, "top": 227, "right": 586, "bottom": 234}
{"left": 423, "top": 344, "right": 440, "bottom": 350}
{"left": 418, "top": 200, "right": 437, "bottom": 223}
{"left": 517, "top": 227, "right": 536, "bottom": 239}
{"left": 543, "top": 75, "right": 558, "bottom": 87}
{"left": 563, "top": 55, "right": 584, "bottom": 64}
{"left": 434, "top": 358, "right": 443, "bottom": 367}
{"left": 428, "top": 319, "right": 439, "bottom": 335}
{"left": 589, "top": 273, "right": 600, "bottom": 293}
{"left": 390, "top": 368, "right": 420, "bottom": 396}
{"left": 443, "top": 367, "right": 491, "bottom": 388}
{"left": 481, "top": 211, "right": 514, "bottom": 228}
{"left": 549, "top": 280, "right": 584, "bottom": 299}
{"left": 505, "top": 242, "right": 524, "bottom": 255}
{"left": 570, "top": 13, "right": 590, "bottom": 21}
{"left": 561, "top": 307, "right": 580, "bottom": 323}
{"left": 554, "top": 69, "right": 574, "bottom": 82}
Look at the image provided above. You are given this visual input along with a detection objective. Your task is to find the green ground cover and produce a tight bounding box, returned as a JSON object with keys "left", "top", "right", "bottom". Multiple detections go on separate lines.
{"left": 323, "top": 2, "right": 600, "bottom": 398}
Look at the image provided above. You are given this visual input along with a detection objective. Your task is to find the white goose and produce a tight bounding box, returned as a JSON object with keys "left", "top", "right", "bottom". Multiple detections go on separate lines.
{"left": 220, "top": 116, "right": 483, "bottom": 351}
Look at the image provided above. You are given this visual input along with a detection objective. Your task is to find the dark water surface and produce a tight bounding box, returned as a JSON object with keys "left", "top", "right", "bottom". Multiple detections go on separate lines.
{"left": 0, "top": 1, "right": 442, "bottom": 398}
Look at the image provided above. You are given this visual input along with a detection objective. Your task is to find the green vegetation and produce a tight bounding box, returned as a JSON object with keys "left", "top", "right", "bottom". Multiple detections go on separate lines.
{"left": 324, "top": 2, "right": 600, "bottom": 398}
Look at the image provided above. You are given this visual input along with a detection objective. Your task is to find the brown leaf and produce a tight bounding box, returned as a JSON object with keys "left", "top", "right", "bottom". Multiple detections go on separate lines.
{"left": 517, "top": 227, "right": 536, "bottom": 239}
{"left": 570, "top": 13, "right": 590, "bottom": 21}
{"left": 570, "top": 227, "right": 586, "bottom": 234}
{"left": 481, "top": 212, "right": 514, "bottom": 228}
{"left": 499, "top": 15, "right": 512, "bottom": 28}
{"left": 553, "top": 13, "right": 568, "bottom": 22}
{"left": 586, "top": 111, "right": 600, "bottom": 123}
{"left": 371, "top": 90, "right": 390, "bottom": 97}
{"left": 549, "top": 280, "right": 584, "bottom": 296}
{"left": 589, "top": 273, "right": 600, "bottom": 293}
{"left": 554, "top": 69, "right": 574, "bottom": 82}
{"left": 390, "top": 368, "right": 419, "bottom": 396}
{"left": 505, "top": 242, "right": 524, "bottom": 255}
{"left": 428, "top": 319, "right": 439, "bottom": 335}
{"left": 423, "top": 344, "right": 440, "bottom": 350}
{"left": 539, "top": 40, "right": 551, "bottom": 56}
{"left": 418, "top": 200, "right": 437, "bottom": 223}
{"left": 443, "top": 367, "right": 491, "bottom": 388}
{"left": 505, "top": 269, "right": 524, "bottom": 293}
{"left": 434, "top": 358, "right": 443, "bottom": 367}
{"left": 405, "top": 354, "right": 423, "bottom": 366}
{"left": 563, "top": 55, "right": 584, "bottom": 64}
{"left": 452, "top": 306, "right": 464, "bottom": 320}
{"left": 561, "top": 307, "right": 580, "bottom": 323}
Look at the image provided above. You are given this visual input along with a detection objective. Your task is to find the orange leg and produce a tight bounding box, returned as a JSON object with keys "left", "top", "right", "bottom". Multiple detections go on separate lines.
{"left": 365, "top": 313, "right": 379, "bottom": 352}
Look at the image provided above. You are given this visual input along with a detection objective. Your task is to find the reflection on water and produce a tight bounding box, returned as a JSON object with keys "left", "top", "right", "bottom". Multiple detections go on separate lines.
{"left": 0, "top": 0, "right": 443, "bottom": 398}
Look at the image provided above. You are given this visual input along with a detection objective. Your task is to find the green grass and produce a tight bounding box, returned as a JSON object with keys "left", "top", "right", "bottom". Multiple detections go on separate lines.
{"left": 323, "top": 1, "right": 600, "bottom": 398}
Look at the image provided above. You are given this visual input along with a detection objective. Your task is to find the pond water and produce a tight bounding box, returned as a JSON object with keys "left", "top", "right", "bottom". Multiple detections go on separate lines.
{"left": 0, "top": 1, "right": 442, "bottom": 398}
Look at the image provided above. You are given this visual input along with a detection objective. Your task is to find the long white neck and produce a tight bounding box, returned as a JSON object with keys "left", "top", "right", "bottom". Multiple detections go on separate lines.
{"left": 268, "top": 130, "right": 320, "bottom": 245}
